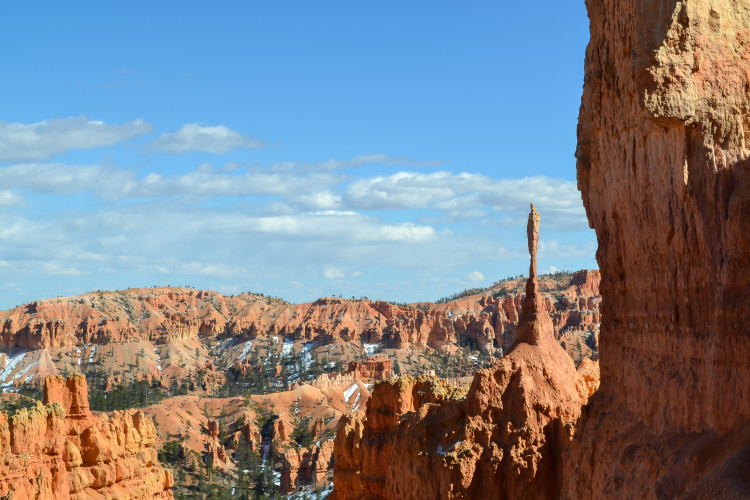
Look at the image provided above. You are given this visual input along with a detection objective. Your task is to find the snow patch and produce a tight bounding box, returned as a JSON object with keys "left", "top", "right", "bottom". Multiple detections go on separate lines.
{"left": 88, "top": 346, "right": 97, "bottom": 363}
{"left": 363, "top": 343, "right": 380, "bottom": 356}
{"left": 344, "top": 383, "right": 358, "bottom": 401}
{"left": 0, "top": 351, "right": 27, "bottom": 383}
{"left": 236, "top": 341, "right": 253, "bottom": 363}
{"left": 282, "top": 339, "right": 295, "bottom": 357}
{"left": 301, "top": 342, "right": 314, "bottom": 372}
{"left": 287, "top": 481, "right": 334, "bottom": 499}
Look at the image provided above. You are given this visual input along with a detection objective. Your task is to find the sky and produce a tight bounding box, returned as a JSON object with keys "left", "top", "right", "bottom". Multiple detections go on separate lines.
{"left": 0, "top": 2, "right": 594, "bottom": 309}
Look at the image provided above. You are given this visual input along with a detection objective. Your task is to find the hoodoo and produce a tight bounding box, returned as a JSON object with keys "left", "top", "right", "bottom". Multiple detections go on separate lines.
{"left": 562, "top": 0, "right": 750, "bottom": 497}
{"left": 331, "top": 206, "right": 599, "bottom": 499}
{"left": 0, "top": 374, "right": 173, "bottom": 499}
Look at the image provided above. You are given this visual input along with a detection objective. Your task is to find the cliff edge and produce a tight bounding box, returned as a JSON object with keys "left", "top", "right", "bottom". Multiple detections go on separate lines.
{"left": 563, "top": 0, "right": 750, "bottom": 497}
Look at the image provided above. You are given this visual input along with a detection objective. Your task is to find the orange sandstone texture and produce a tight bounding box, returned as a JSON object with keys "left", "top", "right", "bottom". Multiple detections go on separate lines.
{"left": 280, "top": 439, "right": 335, "bottom": 494}
{"left": 0, "top": 373, "right": 172, "bottom": 499}
{"left": 331, "top": 207, "right": 599, "bottom": 499}
{"left": 345, "top": 356, "right": 393, "bottom": 380}
{"left": 563, "top": 0, "right": 750, "bottom": 497}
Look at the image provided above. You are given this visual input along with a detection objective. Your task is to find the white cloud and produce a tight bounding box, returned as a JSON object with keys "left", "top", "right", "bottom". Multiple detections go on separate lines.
{"left": 0, "top": 163, "right": 136, "bottom": 197}
{"left": 467, "top": 271, "right": 484, "bottom": 282}
{"left": 0, "top": 162, "right": 340, "bottom": 201}
{"left": 0, "top": 161, "right": 586, "bottom": 233}
{"left": 292, "top": 191, "right": 342, "bottom": 210}
{"left": 42, "top": 262, "right": 84, "bottom": 276}
{"left": 148, "top": 123, "right": 263, "bottom": 154}
{"left": 0, "top": 116, "right": 151, "bottom": 162}
{"left": 345, "top": 171, "right": 587, "bottom": 230}
{"left": 213, "top": 211, "right": 436, "bottom": 243}
{"left": 324, "top": 267, "right": 346, "bottom": 279}
{"left": 0, "top": 190, "right": 25, "bottom": 207}
{"left": 218, "top": 284, "right": 240, "bottom": 295}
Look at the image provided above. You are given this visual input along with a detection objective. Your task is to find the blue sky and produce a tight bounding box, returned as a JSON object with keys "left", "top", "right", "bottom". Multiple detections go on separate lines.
{"left": 0, "top": 2, "right": 594, "bottom": 308}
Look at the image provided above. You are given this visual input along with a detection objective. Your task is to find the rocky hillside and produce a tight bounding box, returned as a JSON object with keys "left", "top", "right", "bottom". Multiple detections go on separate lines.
{"left": 0, "top": 271, "right": 599, "bottom": 392}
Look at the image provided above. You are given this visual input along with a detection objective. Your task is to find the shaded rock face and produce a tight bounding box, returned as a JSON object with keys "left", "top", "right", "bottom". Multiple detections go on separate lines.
{"left": 332, "top": 207, "right": 600, "bottom": 499}
{"left": 345, "top": 357, "right": 393, "bottom": 380}
{"left": 563, "top": 0, "right": 750, "bottom": 497}
{"left": 0, "top": 373, "right": 172, "bottom": 499}
{"left": 280, "top": 439, "right": 334, "bottom": 494}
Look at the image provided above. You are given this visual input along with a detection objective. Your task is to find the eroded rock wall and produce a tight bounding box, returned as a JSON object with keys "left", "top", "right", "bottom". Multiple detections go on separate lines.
{"left": 564, "top": 0, "right": 750, "bottom": 497}
{"left": 0, "top": 373, "right": 173, "bottom": 499}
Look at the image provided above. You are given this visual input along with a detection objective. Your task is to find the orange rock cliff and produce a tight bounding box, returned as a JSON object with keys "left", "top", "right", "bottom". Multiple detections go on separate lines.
{"left": 0, "top": 373, "right": 172, "bottom": 499}
{"left": 331, "top": 206, "right": 599, "bottom": 499}
{"left": 561, "top": 0, "right": 750, "bottom": 497}
{"left": 332, "top": 1, "right": 750, "bottom": 497}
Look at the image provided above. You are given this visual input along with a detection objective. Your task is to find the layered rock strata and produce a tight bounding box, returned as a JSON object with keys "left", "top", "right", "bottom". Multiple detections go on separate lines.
{"left": 0, "top": 373, "right": 172, "bottom": 499}
{"left": 563, "top": 0, "right": 750, "bottom": 497}
{"left": 331, "top": 207, "right": 599, "bottom": 499}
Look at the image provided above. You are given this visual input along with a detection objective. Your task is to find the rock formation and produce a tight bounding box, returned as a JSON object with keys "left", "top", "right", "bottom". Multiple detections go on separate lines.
{"left": 344, "top": 357, "right": 393, "bottom": 380}
{"left": 0, "top": 373, "right": 172, "bottom": 499}
{"left": 331, "top": 206, "right": 599, "bottom": 499}
{"left": 562, "top": 0, "right": 750, "bottom": 497}
{"left": 280, "top": 439, "right": 334, "bottom": 494}
{"left": 0, "top": 278, "right": 599, "bottom": 382}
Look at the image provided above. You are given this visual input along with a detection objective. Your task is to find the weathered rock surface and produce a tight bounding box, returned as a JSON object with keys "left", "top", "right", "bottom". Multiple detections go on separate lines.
{"left": 332, "top": 206, "right": 599, "bottom": 499}
{"left": 0, "top": 373, "right": 172, "bottom": 499}
{"left": 562, "top": 0, "right": 750, "bottom": 497}
{"left": 345, "top": 356, "right": 393, "bottom": 380}
{"left": 280, "top": 439, "right": 334, "bottom": 494}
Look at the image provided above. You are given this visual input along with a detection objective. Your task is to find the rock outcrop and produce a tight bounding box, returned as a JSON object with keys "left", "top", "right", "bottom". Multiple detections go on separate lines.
{"left": 0, "top": 373, "right": 172, "bottom": 499}
{"left": 345, "top": 357, "right": 393, "bottom": 380}
{"left": 332, "top": 206, "right": 599, "bottom": 499}
{"left": 280, "top": 439, "right": 334, "bottom": 494}
{"left": 562, "top": 0, "right": 750, "bottom": 497}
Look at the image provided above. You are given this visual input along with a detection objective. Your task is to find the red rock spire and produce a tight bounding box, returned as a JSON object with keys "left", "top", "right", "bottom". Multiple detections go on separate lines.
{"left": 512, "top": 203, "right": 554, "bottom": 349}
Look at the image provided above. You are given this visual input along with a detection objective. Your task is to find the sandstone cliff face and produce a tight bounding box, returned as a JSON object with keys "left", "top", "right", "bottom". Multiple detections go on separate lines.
{"left": 563, "top": 0, "right": 750, "bottom": 497}
{"left": 280, "top": 439, "right": 334, "bottom": 494}
{"left": 332, "top": 207, "right": 600, "bottom": 499}
{"left": 0, "top": 374, "right": 172, "bottom": 499}
{"left": 345, "top": 357, "right": 393, "bottom": 381}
